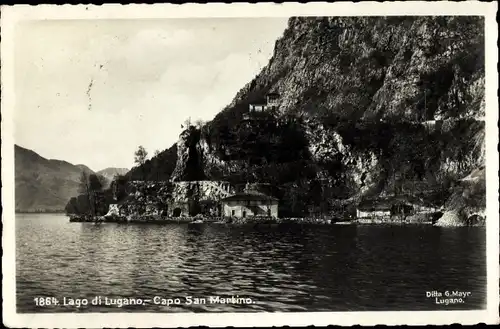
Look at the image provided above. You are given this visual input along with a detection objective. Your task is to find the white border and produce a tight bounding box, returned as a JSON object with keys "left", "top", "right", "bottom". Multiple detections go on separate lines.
{"left": 1, "top": 2, "right": 498, "bottom": 327}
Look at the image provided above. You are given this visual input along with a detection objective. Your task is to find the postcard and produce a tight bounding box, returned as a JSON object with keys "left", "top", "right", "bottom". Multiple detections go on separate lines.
{"left": 1, "top": 2, "right": 498, "bottom": 327}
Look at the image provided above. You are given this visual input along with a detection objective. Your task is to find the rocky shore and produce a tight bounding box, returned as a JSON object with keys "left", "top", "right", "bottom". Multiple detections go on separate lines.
{"left": 68, "top": 214, "right": 335, "bottom": 225}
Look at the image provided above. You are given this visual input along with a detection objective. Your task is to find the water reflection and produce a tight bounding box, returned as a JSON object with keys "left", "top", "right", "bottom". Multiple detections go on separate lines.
{"left": 16, "top": 215, "right": 486, "bottom": 313}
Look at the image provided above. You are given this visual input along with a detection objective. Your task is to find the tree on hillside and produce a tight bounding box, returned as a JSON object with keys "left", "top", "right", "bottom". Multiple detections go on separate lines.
{"left": 194, "top": 119, "right": 205, "bottom": 129}
{"left": 181, "top": 117, "right": 192, "bottom": 129}
{"left": 78, "top": 171, "right": 92, "bottom": 216}
{"left": 65, "top": 197, "right": 80, "bottom": 215}
{"left": 111, "top": 174, "right": 129, "bottom": 202}
{"left": 89, "top": 174, "right": 105, "bottom": 215}
{"left": 78, "top": 171, "right": 104, "bottom": 219}
{"left": 152, "top": 150, "right": 161, "bottom": 181}
{"left": 134, "top": 145, "right": 148, "bottom": 181}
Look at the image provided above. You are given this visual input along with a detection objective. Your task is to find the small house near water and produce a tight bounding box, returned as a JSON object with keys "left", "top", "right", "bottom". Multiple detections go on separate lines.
{"left": 221, "top": 191, "right": 279, "bottom": 219}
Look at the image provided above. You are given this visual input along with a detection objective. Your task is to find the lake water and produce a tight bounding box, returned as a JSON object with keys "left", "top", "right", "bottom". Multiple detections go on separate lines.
{"left": 16, "top": 213, "right": 487, "bottom": 312}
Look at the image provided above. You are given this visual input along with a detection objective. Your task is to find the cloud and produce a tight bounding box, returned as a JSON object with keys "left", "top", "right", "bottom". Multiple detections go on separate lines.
{"left": 133, "top": 28, "right": 196, "bottom": 48}
{"left": 14, "top": 18, "right": 289, "bottom": 170}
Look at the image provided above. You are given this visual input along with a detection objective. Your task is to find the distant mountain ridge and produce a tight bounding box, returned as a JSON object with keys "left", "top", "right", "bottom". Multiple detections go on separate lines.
{"left": 97, "top": 167, "right": 129, "bottom": 183}
{"left": 14, "top": 145, "right": 110, "bottom": 213}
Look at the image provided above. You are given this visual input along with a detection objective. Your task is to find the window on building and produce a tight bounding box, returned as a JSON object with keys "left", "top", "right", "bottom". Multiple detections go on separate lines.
{"left": 243, "top": 211, "right": 246, "bottom": 218}
{"left": 231, "top": 210, "right": 235, "bottom": 216}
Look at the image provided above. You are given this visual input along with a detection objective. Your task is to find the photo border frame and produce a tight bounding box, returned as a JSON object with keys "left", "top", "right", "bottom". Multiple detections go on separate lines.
{"left": 1, "top": 2, "right": 498, "bottom": 327}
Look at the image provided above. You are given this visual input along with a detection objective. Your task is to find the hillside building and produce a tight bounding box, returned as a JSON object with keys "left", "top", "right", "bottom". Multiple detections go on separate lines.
{"left": 266, "top": 92, "right": 280, "bottom": 108}
{"left": 243, "top": 92, "right": 280, "bottom": 121}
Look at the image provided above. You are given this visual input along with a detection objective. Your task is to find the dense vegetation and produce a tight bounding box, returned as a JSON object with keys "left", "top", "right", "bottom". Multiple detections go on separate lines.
{"left": 127, "top": 144, "right": 178, "bottom": 181}
{"left": 64, "top": 172, "right": 112, "bottom": 216}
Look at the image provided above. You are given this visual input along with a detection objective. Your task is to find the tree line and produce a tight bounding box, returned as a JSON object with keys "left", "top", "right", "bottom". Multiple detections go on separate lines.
{"left": 65, "top": 144, "right": 168, "bottom": 217}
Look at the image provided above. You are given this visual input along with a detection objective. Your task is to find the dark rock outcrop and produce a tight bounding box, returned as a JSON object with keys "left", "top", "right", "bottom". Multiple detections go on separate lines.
{"left": 171, "top": 126, "right": 206, "bottom": 182}
{"left": 436, "top": 167, "right": 486, "bottom": 226}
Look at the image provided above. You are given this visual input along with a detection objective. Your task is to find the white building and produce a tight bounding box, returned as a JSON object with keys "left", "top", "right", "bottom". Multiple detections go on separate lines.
{"left": 246, "top": 92, "right": 281, "bottom": 115}
{"left": 221, "top": 191, "right": 278, "bottom": 219}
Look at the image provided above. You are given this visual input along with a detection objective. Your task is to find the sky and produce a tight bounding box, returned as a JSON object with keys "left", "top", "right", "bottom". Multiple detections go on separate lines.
{"left": 14, "top": 18, "right": 289, "bottom": 171}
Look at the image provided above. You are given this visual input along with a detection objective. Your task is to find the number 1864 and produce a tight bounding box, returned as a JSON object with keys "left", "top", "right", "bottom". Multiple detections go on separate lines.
{"left": 34, "top": 297, "right": 58, "bottom": 306}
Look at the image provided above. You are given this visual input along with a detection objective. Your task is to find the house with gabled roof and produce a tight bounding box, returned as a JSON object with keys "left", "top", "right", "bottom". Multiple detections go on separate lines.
{"left": 220, "top": 190, "right": 278, "bottom": 219}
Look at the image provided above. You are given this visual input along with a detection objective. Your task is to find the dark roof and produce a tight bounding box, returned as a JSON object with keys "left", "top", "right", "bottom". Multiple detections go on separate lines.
{"left": 249, "top": 101, "right": 267, "bottom": 107}
{"left": 221, "top": 191, "right": 278, "bottom": 202}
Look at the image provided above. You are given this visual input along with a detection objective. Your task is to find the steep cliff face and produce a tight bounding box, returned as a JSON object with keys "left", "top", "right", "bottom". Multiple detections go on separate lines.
{"left": 224, "top": 17, "right": 484, "bottom": 121}
{"left": 133, "top": 16, "right": 485, "bottom": 220}
{"left": 171, "top": 126, "right": 206, "bottom": 181}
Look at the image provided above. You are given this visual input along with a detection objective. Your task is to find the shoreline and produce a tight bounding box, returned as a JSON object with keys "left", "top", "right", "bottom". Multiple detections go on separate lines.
{"left": 16, "top": 211, "right": 66, "bottom": 214}
{"left": 66, "top": 215, "right": 485, "bottom": 227}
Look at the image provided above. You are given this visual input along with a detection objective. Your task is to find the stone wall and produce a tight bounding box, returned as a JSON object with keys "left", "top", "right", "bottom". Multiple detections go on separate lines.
{"left": 108, "top": 180, "right": 235, "bottom": 218}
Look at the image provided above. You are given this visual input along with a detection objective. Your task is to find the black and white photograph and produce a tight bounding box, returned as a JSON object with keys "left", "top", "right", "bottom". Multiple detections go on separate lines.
{"left": 1, "top": 2, "right": 498, "bottom": 327}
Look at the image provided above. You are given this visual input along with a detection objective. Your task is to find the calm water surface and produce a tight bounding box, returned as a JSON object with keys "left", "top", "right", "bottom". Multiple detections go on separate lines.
{"left": 16, "top": 214, "right": 486, "bottom": 312}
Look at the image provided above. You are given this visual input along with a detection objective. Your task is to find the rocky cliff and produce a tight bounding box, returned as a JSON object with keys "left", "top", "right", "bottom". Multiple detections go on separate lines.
{"left": 171, "top": 127, "right": 206, "bottom": 181}
{"left": 223, "top": 17, "right": 484, "bottom": 121}
{"left": 105, "top": 180, "right": 234, "bottom": 219}
{"left": 118, "top": 17, "right": 486, "bottom": 222}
